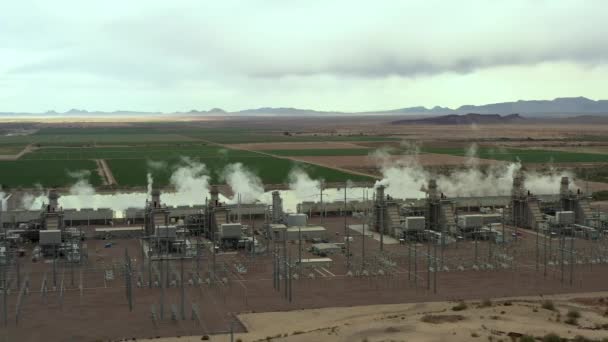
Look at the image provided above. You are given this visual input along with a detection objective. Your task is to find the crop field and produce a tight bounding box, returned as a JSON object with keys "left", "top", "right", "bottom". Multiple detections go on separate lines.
{"left": 179, "top": 129, "right": 398, "bottom": 144}
{"left": 107, "top": 155, "right": 372, "bottom": 186}
{"left": 0, "top": 133, "right": 196, "bottom": 146}
{"left": 0, "top": 159, "right": 101, "bottom": 188}
{"left": 21, "top": 145, "right": 252, "bottom": 160}
{"left": 422, "top": 147, "right": 608, "bottom": 163}
{"left": 0, "top": 125, "right": 395, "bottom": 188}
{"left": 1, "top": 144, "right": 372, "bottom": 188}
{"left": 0, "top": 126, "right": 397, "bottom": 146}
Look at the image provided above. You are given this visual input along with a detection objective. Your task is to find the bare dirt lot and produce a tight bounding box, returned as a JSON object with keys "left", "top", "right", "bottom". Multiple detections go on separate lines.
{"left": 149, "top": 292, "right": 608, "bottom": 342}
{"left": 228, "top": 142, "right": 365, "bottom": 150}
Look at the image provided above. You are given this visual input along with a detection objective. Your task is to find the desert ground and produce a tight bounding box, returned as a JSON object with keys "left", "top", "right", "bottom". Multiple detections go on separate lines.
{"left": 146, "top": 292, "right": 608, "bottom": 342}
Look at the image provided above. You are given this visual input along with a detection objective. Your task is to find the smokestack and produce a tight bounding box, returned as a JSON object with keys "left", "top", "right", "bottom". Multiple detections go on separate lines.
{"left": 427, "top": 179, "right": 439, "bottom": 201}
{"left": 272, "top": 191, "right": 283, "bottom": 223}
{"left": 210, "top": 185, "right": 220, "bottom": 207}
{"left": 511, "top": 169, "right": 525, "bottom": 198}
{"left": 151, "top": 187, "right": 161, "bottom": 208}
{"left": 48, "top": 189, "right": 60, "bottom": 212}
{"left": 560, "top": 176, "right": 570, "bottom": 197}
{"left": 376, "top": 185, "right": 385, "bottom": 203}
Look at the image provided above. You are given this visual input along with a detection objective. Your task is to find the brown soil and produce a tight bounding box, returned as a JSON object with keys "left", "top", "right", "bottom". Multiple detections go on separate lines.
{"left": 227, "top": 142, "right": 364, "bottom": 150}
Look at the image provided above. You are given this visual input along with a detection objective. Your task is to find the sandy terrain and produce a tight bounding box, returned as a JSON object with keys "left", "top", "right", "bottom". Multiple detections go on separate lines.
{"left": 146, "top": 292, "right": 608, "bottom": 342}
{"left": 228, "top": 142, "right": 365, "bottom": 150}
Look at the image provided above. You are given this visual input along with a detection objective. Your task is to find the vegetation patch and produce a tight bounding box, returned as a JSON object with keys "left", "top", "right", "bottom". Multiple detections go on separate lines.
{"left": 420, "top": 314, "right": 465, "bottom": 324}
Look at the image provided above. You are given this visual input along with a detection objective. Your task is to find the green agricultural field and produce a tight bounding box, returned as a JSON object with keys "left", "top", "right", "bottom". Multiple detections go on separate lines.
{"left": 21, "top": 145, "right": 254, "bottom": 160}
{"left": 265, "top": 149, "right": 373, "bottom": 156}
{"left": 422, "top": 147, "right": 608, "bottom": 163}
{"left": 0, "top": 160, "right": 102, "bottom": 188}
{"left": 0, "top": 126, "right": 397, "bottom": 147}
{"left": 107, "top": 156, "right": 372, "bottom": 187}
{"left": 178, "top": 128, "right": 398, "bottom": 144}
{"left": 0, "top": 133, "right": 196, "bottom": 146}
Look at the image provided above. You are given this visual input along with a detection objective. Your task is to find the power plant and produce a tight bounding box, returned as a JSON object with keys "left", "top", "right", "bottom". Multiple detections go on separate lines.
{"left": 1, "top": 173, "right": 608, "bottom": 340}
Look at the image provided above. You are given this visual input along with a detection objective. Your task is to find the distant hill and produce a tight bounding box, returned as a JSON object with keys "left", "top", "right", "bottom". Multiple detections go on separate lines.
{"left": 2, "top": 96, "right": 608, "bottom": 118}
{"left": 369, "top": 97, "right": 608, "bottom": 116}
{"left": 236, "top": 107, "right": 342, "bottom": 116}
{"left": 456, "top": 97, "right": 608, "bottom": 115}
{"left": 391, "top": 113, "right": 525, "bottom": 125}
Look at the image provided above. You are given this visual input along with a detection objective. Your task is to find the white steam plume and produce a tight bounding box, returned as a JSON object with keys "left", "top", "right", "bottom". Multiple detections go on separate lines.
{"left": 0, "top": 187, "right": 6, "bottom": 211}
{"left": 147, "top": 160, "right": 167, "bottom": 171}
{"left": 375, "top": 144, "right": 573, "bottom": 198}
{"left": 222, "top": 163, "right": 264, "bottom": 203}
{"left": 165, "top": 157, "right": 210, "bottom": 204}
{"left": 288, "top": 168, "right": 321, "bottom": 202}
{"left": 146, "top": 172, "right": 154, "bottom": 200}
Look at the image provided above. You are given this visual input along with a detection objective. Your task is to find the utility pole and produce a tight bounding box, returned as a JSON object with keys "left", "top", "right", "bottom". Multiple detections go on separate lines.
{"left": 362, "top": 190, "right": 366, "bottom": 270}
{"left": 298, "top": 225, "right": 302, "bottom": 267}
{"left": 379, "top": 199, "right": 384, "bottom": 252}
{"left": 319, "top": 180, "right": 324, "bottom": 226}
{"left": 569, "top": 236, "right": 574, "bottom": 286}
{"left": 344, "top": 182, "right": 350, "bottom": 270}
{"left": 124, "top": 248, "right": 133, "bottom": 312}
{"left": 180, "top": 252, "right": 185, "bottom": 320}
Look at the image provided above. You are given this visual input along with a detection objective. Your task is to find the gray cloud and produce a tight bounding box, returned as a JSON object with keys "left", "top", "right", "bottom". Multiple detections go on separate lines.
{"left": 0, "top": 0, "right": 607, "bottom": 111}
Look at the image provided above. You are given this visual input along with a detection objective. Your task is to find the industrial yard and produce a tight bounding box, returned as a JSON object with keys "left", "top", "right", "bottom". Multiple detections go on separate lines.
{"left": 3, "top": 119, "right": 608, "bottom": 341}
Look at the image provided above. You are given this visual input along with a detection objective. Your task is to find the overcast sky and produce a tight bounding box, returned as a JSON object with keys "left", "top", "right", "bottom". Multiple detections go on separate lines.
{"left": 1, "top": 1, "right": 607, "bottom": 113}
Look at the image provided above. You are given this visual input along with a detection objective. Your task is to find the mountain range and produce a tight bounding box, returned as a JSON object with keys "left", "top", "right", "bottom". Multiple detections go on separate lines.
{"left": 391, "top": 113, "right": 526, "bottom": 125}
{"left": 1, "top": 97, "right": 608, "bottom": 117}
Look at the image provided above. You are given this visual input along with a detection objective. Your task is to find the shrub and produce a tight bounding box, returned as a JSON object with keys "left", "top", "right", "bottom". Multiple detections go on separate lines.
{"left": 480, "top": 299, "right": 492, "bottom": 307}
{"left": 541, "top": 300, "right": 556, "bottom": 311}
{"left": 572, "top": 335, "right": 593, "bottom": 342}
{"left": 567, "top": 309, "right": 581, "bottom": 319}
{"left": 542, "top": 333, "right": 561, "bottom": 342}
{"left": 452, "top": 301, "right": 468, "bottom": 311}
{"left": 565, "top": 316, "right": 578, "bottom": 325}
{"left": 520, "top": 336, "right": 535, "bottom": 342}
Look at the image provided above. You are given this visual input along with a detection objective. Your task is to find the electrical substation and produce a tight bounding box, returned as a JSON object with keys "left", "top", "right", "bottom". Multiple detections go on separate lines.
{"left": 1, "top": 173, "right": 608, "bottom": 340}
